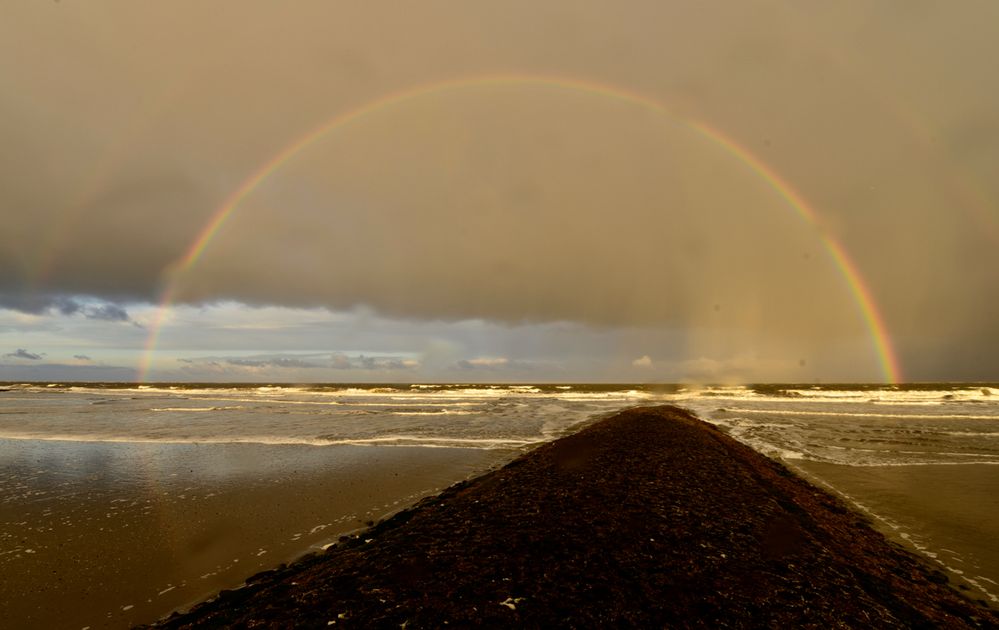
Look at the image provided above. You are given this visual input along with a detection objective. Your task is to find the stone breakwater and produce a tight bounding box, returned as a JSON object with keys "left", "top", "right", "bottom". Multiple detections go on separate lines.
{"left": 153, "top": 406, "right": 998, "bottom": 628}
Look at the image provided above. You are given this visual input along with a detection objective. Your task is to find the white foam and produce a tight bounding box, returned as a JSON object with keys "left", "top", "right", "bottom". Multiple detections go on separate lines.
{"left": 719, "top": 407, "right": 999, "bottom": 421}
{"left": 317, "top": 436, "right": 540, "bottom": 449}
{"left": 150, "top": 406, "right": 241, "bottom": 412}
{"left": 0, "top": 432, "right": 540, "bottom": 450}
{"left": 782, "top": 387, "right": 999, "bottom": 404}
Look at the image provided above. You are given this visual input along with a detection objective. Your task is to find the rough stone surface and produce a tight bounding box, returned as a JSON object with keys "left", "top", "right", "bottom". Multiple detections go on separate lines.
{"left": 151, "top": 406, "right": 998, "bottom": 628}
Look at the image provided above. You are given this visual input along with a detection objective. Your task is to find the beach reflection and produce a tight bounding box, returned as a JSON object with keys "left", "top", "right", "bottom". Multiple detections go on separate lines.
{"left": 0, "top": 439, "right": 510, "bottom": 629}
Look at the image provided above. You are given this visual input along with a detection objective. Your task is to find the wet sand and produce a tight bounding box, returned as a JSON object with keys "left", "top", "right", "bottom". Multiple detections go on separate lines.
{"left": 0, "top": 439, "right": 512, "bottom": 629}
{"left": 794, "top": 460, "right": 999, "bottom": 606}
{"left": 154, "top": 406, "right": 998, "bottom": 628}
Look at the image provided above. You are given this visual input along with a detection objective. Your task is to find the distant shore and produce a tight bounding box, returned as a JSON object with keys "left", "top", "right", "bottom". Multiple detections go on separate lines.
{"left": 152, "top": 405, "right": 997, "bottom": 628}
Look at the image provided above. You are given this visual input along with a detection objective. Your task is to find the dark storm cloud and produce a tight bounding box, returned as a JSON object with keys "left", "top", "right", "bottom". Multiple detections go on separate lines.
{"left": 0, "top": 294, "right": 133, "bottom": 323}
{"left": 54, "top": 297, "right": 81, "bottom": 316}
{"left": 4, "top": 348, "right": 43, "bottom": 360}
{"left": 0, "top": 169, "right": 211, "bottom": 307}
{"left": 83, "top": 304, "right": 131, "bottom": 322}
{"left": 0, "top": 294, "right": 79, "bottom": 315}
{"left": 1, "top": 1, "right": 997, "bottom": 379}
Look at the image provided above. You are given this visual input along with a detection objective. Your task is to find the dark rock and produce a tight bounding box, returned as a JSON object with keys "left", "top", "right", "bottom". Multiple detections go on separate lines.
{"left": 928, "top": 570, "right": 950, "bottom": 585}
{"left": 147, "top": 406, "right": 998, "bottom": 629}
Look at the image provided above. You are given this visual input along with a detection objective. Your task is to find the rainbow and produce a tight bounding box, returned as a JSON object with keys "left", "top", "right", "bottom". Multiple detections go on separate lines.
{"left": 689, "top": 123, "right": 903, "bottom": 384}
{"left": 137, "top": 74, "right": 902, "bottom": 383}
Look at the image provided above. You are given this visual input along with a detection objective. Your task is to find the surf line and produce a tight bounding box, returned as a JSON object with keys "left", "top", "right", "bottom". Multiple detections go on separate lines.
{"left": 136, "top": 74, "right": 902, "bottom": 384}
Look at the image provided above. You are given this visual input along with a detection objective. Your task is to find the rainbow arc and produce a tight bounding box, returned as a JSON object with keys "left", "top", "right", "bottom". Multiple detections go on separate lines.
{"left": 138, "top": 75, "right": 902, "bottom": 384}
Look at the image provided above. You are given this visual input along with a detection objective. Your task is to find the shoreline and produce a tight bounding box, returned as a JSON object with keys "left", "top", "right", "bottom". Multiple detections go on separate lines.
{"left": 152, "top": 405, "right": 997, "bottom": 628}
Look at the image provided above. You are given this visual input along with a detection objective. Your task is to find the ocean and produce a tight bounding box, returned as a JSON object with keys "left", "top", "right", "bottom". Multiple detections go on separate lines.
{"left": 1, "top": 382, "right": 997, "bottom": 627}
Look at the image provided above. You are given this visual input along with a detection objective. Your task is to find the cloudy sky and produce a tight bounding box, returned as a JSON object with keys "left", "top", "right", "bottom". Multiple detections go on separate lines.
{"left": 1, "top": 1, "right": 997, "bottom": 383}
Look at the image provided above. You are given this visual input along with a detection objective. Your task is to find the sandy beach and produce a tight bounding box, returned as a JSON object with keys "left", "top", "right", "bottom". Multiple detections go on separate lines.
{"left": 152, "top": 406, "right": 997, "bottom": 628}
{"left": 0, "top": 439, "right": 511, "bottom": 629}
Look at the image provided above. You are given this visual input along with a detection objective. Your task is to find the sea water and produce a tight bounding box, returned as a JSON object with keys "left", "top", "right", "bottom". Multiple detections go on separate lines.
{"left": 1, "top": 382, "right": 997, "bottom": 625}
{"left": 0, "top": 383, "right": 653, "bottom": 449}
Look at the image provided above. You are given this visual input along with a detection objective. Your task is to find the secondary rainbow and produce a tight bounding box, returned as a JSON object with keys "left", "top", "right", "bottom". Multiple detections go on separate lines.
{"left": 137, "top": 74, "right": 902, "bottom": 383}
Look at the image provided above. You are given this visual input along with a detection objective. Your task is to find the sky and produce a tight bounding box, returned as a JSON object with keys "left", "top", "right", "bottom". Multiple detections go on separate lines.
{"left": 1, "top": 1, "right": 997, "bottom": 383}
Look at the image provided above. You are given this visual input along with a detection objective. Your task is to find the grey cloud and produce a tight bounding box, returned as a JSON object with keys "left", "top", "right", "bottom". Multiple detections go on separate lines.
{"left": 4, "top": 348, "right": 43, "bottom": 360}
{"left": 334, "top": 354, "right": 418, "bottom": 371}
{"left": 178, "top": 354, "right": 324, "bottom": 369}
{"left": 0, "top": 294, "right": 132, "bottom": 323}
{"left": 227, "top": 357, "right": 318, "bottom": 369}
{"left": 0, "top": 363, "right": 134, "bottom": 381}
{"left": 73, "top": 355, "right": 93, "bottom": 361}
{"left": 82, "top": 304, "right": 131, "bottom": 322}
{"left": 177, "top": 353, "right": 417, "bottom": 371}
{"left": 170, "top": 352, "right": 419, "bottom": 381}
{"left": 1, "top": 2, "right": 998, "bottom": 379}
{"left": 0, "top": 294, "right": 79, "bottom": 315}
{"left": 54, "top": 298, "right": 81, "bottom": 316}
